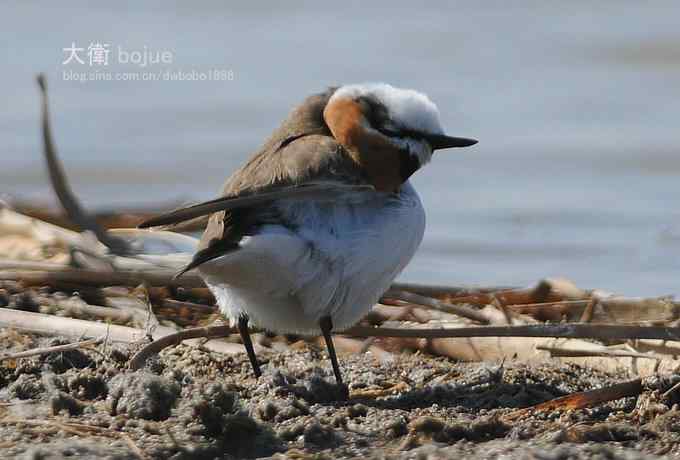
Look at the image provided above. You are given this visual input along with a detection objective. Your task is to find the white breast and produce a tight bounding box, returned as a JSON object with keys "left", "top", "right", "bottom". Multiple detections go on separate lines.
{"left": 199, "top": 181, "right": 426, "bottom": 334}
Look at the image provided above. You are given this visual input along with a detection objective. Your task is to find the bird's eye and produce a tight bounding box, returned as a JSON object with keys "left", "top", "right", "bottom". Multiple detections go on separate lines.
{"left": 376, "top": 126, "right": 425, "bottom": 142}
{"left": 376, "top": 127, "right": 400, "bottom": 138}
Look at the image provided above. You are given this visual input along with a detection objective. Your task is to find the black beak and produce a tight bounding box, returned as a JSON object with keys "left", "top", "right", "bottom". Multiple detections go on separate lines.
{"left": 423, "top": 133, "right": 478, "bottom": 150}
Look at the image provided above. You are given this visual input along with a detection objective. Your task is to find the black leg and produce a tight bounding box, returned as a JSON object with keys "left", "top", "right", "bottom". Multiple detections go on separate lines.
{"left": 238, "top": 315, "right": 261, "bottom": 378}
{"left": 319, "top": 316, "right": 343, "bottom": 385}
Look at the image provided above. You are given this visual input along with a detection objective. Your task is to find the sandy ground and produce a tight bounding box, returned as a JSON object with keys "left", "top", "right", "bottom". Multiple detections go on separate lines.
{"left": 2, "top": 326, "right": 680, "bottom": 460}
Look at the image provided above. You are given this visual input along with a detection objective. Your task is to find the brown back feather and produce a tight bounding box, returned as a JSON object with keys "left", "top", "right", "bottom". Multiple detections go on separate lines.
{"left": 194, "top": 88, "right": 368, "bottom": 268}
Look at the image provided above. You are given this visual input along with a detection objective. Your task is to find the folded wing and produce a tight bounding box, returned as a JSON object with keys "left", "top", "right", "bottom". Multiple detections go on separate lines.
{"left": 138, "top": 182, "right": 373, "bottom": 229}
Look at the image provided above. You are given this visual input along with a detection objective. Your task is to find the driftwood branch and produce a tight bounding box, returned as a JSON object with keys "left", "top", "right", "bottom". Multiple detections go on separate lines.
{"left": 503, "top": 378, "right": 643, "bottom": 421}
{"left": 0, "top": 308, "right": 168, "bottom": 343}
{"left": 0, "top": 309, "right": 245, "bottom": 357}
{"left": 0, "top": 268, "right": 204, "bottom": 288}
{"left": 128, "top": 325, "right": 233, "bottom": 370}
{"left": 36, "top": 74, "right": 128, "bottom": 255}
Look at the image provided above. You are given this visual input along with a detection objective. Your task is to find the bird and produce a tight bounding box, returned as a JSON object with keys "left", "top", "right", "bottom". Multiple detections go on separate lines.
{"left": 139, "top": 83, "right": 477, "bottom": 386}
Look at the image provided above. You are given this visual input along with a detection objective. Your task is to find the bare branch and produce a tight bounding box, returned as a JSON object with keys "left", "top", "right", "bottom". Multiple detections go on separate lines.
{"left": 345, "top": 324, "right": 680, "bottom": 341}
{"left": 384, "top": 289, "right": 490, "bottom": 324}
{"left": 36, "top": 74, "right": 128, "bottom": 255}
{"left": 536, "top": 344, "right": 662, "bottom": 360}
{"left": 0, "top": 268, "right": 204, "bottom": 288}
{"left": 503, "top": 378, "right": 643, "bottom": 421}
{"left": 129, "top": 324, "right": 233, "bottom": 370}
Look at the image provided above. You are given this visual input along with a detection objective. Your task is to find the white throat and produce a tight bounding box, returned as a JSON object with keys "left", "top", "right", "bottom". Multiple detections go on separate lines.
{"left": 392, "top": 137, "right": 432, "bottom": 166}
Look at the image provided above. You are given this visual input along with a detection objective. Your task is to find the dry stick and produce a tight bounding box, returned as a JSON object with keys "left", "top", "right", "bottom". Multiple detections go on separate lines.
{"left": 0, "top": 268, "right": 205, "bottom": 288}
{"left": 0, "top": 259, "right": 77, "bottom": 271}
{"left": 36, "top": 74, "right": 128, "bottom": 255}
{"left": 0, "top": 336, "right": 104, "bottom": 362}
{"left": 508, "top": 300, "right": 589, "bottom": 319}
{"left": 389, "top": 282, "right": 517, "bottom": 299}
{"left": 2, "top": 417, "right": 147, "bottom": 460}
{"left": 0, "top": 262, "right": 507, "bottom": 300}
{"left": 129, "top": 325, "right": 233, "bottom": 370}
{"left": 51, "top": 297, "right": 135, "bottom": 323}
{"left": 346, "top": 324, "right": 680, "bottom": 340}
{"left": 10, "top": 198, "right": 194, "bottom": 232}
{"left": 0, "top": 309, "right": 245, "bottom": 357}
{"left": 536, "top": 345, "right": 662, "bottom": 360}
{"left": 503, "top": 378, "right": 643, "bottom": 421}
{"left": 161, "top": 298, "right": 217, "bottom": 313}
{"left": 0, "top": 308, "right": 173, "bottom": 343}
{"left": 128, "top": 322, "right": 680, "bottom": 371}
{"left": 662, "top": 380, "right": 680, "bottom": 399}
{"left": 384, "top": 289, "right": 490, "bottom": 324}
{"left": 0, "top": 268, "right": 515, "bottom": 308}
{"left": 358, "top": 305, "right": 414, "bottom": 354}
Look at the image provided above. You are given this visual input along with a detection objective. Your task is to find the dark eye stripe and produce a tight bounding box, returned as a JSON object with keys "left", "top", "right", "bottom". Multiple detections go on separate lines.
{"left": 377, "top": 127, "right": 426, "bottom": 141}
{"left": 358, "top": 95, "right": 389, "bottom": 127}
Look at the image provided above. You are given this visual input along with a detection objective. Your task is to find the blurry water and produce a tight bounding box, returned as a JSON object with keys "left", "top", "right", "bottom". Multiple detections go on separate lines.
{"left": 1, "top": 2, "right": 679, "bottom": 296}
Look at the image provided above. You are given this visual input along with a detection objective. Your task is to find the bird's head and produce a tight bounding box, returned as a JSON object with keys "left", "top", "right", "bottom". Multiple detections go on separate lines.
{"left": 323, "top": 83, "right": 477, "bottom": 192}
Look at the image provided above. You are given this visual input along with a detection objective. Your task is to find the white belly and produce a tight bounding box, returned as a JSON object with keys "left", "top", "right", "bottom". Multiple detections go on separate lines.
{"left": 199, "top": 181, "right": 426, "bottom": 334}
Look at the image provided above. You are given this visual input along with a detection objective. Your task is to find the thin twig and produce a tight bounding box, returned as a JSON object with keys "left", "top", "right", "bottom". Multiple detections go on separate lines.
{"left": 161, "top": 298, "right": 217, "bottom": 313}
{"left": 2, "top": 417, "right": 147, "bottom": 460}
{"left": 384, "top": 289, "right": 490, "bottom": 324}
{"left": 0, "top": 336, "right": 104, "bottom": 361}
{"left": 662, "top": 380, "right": 680, "bottom": 399}
{"left": 536, "top": 345, "right": 662, "bottom": 360}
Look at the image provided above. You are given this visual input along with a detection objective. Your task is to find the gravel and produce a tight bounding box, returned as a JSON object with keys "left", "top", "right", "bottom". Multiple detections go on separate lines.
{"left": 1, "top": 330, "right": 678, "bottom": 459}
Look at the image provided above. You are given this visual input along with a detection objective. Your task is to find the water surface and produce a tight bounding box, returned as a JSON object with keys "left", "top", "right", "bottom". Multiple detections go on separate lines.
{"left": 1, "top": 2, "right": 679, "bottom": 295}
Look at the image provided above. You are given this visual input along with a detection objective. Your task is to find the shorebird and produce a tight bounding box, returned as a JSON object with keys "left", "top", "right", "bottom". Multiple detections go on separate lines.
{"left": 140, "top": 83, "right": 477, "bottom": 385}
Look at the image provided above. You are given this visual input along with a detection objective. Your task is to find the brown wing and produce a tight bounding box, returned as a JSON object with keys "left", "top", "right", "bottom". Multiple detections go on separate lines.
{"left": 172, "top": 136, "right": 368, "bottom": 277}
{"left": 138, "top": 181, "right": 373, "bottom": 229}
{"left": 167, "top": 88, "right": 371, "bottom": 276}
{"left": 178, "top": 134, "right": 367, "bottom": 274}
